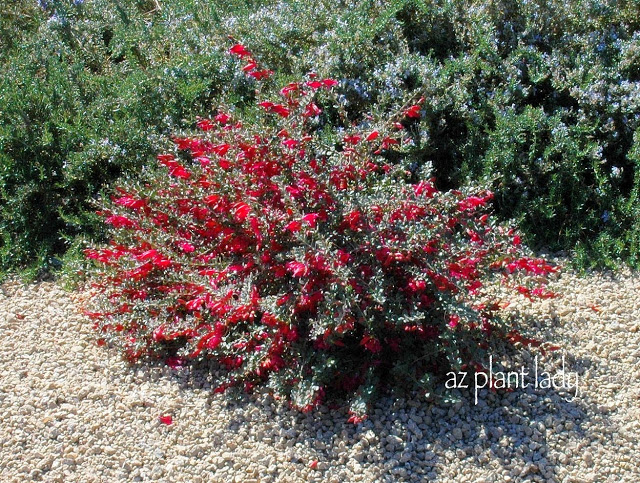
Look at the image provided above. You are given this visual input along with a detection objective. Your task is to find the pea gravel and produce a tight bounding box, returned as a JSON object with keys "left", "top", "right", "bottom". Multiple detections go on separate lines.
{"left": 1, "top": 264, "right": 639, "bottom": 482}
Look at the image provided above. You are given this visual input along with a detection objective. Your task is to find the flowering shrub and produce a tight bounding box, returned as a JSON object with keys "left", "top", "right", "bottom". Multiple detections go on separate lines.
{"left": 85, "top": 44, "right": 558, "bottom": 421}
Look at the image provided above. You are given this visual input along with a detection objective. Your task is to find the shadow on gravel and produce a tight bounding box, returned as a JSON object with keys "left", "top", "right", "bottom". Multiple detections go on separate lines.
{"left": 125, "top": 346, "right": 601, "bottom": 482}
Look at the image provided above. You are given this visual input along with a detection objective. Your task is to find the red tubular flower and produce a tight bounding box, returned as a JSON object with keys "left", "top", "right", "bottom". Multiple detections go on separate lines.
{"left": 229, "top": 43, "right": 251, "bottom": 58}
{"left": 404, "top": 105, "right": 422, "bottom": 119}
{"left": 259, "top": 102, "right": 290, "bottom": 117}
{"left": 157, "top": 153, "right": 175, "bottom": 164}
{"left": 168, "top": 164, "right": 191, "bottom": 179}
{"left": 506, "top": 257, "right": 557, "bottom": 275}
{"left": 343, "top": 134, "right": 362, "bottom": 145}
{"left": 214, "top": 112, "right": 231, "bottom": 124}
{"left": 304, "top": 102, "right": 322, "bottom": 117}
{"left": 159, "top": 415, "right": 173, "bottom": 425}
{"left": 248, "top": 69, "right": 273, "bottom": 80}
{"left": 280, "top": 82, "right": 301, "bottom": 97}
{"left": 365, "top": 131, "right": 379, "bottom": 142}
{"left": 196, "top": 118, "right": 214, "bottom": 131}
{"left": 414, "top": 180, "right": 437, "bottom": 198}
{"left": 286, "top": 261, "right": 308, "bottom": 277}
{"left": 458, "top": 192, "right": 494, "bottom": 211}
{"left": 211, "top": 143, "right": 231, "bottom": 156}
{"left": 360, "top": 335, "right": 382, "bottom": 353}
{"left": 152, "top": 325, "right": 166, "bottom": 342}
{"left": 282, "top": 139, "right": 300, "bottom": 149}
{"left": 335, "top": 249, "right": 351, "bottom": 266}
{"left": 347, "top": 412, "right": 368, "bottom": 425}
{"left": 196, "top": 156, "right": 211, "bottom": 167}
{"left": 284, "top": 220, "right": 302, "bottom": 233}
{"left": 531, "top": 287, "right": 558, "bottom": 299}
{"left": 232, "top": 202, "right": 251, "bottom": 223}
{"left": 105, "top": 215, "right": 137, "bottom": 229}
{"left": 242, "top": 61, "right": 257, "bottom": 72}
{"left": 301, "top": 213, "right": 320, "bottom": 228}
{"left": 341, "top": 210, "right": 363, "bottom": 231}
{"left": 306, "top": 78, "right": 338, "bottom": 89}
{"left": 271, "top": 105, "right": 290, "bottom": 117}
{"left": 113, "top": 196, "right": 146, "bottom": 210}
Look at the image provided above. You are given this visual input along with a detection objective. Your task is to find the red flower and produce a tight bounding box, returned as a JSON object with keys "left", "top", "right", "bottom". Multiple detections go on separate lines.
{"left": 196, "top": 118, "right": 214, "bottom": 131}
{"left": 271, "top": 105, "right": 290, "bottom": 117}
{"left": 458, "top": 193, "right": 493, "bottom": 211}
{"left": 506, "top": 257, "right": 557, "bottom": 275}
{"left": 286, "top": 261, "right": 308, "bottom": 277}
{"left": 157, "top": 153, "right": 175, "bottom": 164}
{"left": 242, "top": 61, "right": 257, "bottom": 72}
{"left": 105, "top": 215, "right": 137, "bottom": 229}
{"left": 229, "top": 44, "right": 251, "bottom": 58}
{"left": 284, "top": 220, "right": 302, "bottom": 233}
{"left": 112, "top": 195, "right": 146, "bottom": 210}
{"left": 304, "top": 102, "right": 322, "bottom": 117}
{"left": 306, "top": 79, "right": 338, "bottom": 89}
{"left": 196, "top": 156, "right": 211, "bottom": 167}
{"left": 365, "top": 131, "right": 379, "bottom": 142}
{"left": 248, "top": 69, "right": 273, "bottom": 80}
{"left": 232, "top": 202, "right": 251, "bottom": 222}
{"left": 404, "top": 105, "right": 422, "bottom": 118}
{"left": 341, "top": 210, "right": 363, "bottom": 231}
{"left": 335, "top": 249, "right": 351, "bottom": 265}
{"left": 280, "top": 82, "right": 301, "bottom": 97}
{"left": 282, "top": 139, "right": 300, "bottom": 149}
{"left": 159, "top": 415, "right": 173, "bottom": 425}
{"left": 301, "top": 213, "right": 320, "bottom": 228}
{"left": 211, "top": 143, "right": 231, "bottom": 156}
{"left": 178, "top": 242, "right": 195, "bottom": 253}
{"left": 259, "top": 102, "right": 290, "bottom": 117}
{"left": 360, "top": 335, "right": 382, "bottom": 353}
{"left": 343, "top": 134, "right": 362, "bottom": 145}
{"left": 531, "top": 287, "right": 557, "bottom": 299}
{"left": 168, "top": 164, "right": 191, "bottom": 179}
{"left": 214, "top": 112, "right": 231, "bottom": 124}
{"left": 347, "top": 412, "right": 368, "bottom": 424}
{"left": 414, "top": 180, "right": 437, "bottom": 198}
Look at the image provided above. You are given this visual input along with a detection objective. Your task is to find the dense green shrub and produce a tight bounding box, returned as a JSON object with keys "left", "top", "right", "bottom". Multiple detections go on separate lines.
{"left": 0, "top": 0, "right": 250, "bottom": 275}
{"left": 86, "top": 48, "right": 558, "bottom": 419}
{"left": 221, "top": 0, "right": 640, "bottom": 267}
{"left": 1, "top": 0, "right": 639, "bottom": 275}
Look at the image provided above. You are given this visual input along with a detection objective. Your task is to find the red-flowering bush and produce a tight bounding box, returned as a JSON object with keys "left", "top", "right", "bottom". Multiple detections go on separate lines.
{"left": 85, "top": 44, "right": 558, "bottom": 421}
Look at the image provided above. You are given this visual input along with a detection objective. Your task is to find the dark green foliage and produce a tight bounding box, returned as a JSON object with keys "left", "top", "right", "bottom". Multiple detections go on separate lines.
{"left": 221, "top": 0, "right": 640, "bottom": 267}
{"left": 0, "top": 0, "right": 242, "bottom": 275}
{"left": 1, "top": 0, "right": 640, "bottom": 275}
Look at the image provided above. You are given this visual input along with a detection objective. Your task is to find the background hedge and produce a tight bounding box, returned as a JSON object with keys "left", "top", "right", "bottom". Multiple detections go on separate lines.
{"left": 1, "top": 0, "right": 639, "bottom": 277}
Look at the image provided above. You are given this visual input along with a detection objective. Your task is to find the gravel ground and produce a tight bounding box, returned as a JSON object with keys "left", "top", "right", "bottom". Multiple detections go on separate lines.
{"left": 1, "top": 264, "right": 639, "bottom": 482}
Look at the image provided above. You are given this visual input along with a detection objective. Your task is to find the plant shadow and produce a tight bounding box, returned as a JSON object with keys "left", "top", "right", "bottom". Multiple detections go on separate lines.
{"left": 127, "top": 346, "right": 607, "bottom": 482}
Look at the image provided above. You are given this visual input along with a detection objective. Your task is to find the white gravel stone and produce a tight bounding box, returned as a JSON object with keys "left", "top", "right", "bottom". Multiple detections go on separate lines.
{"left": 0, "top": 265, "right": 639, "bottom": 481}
